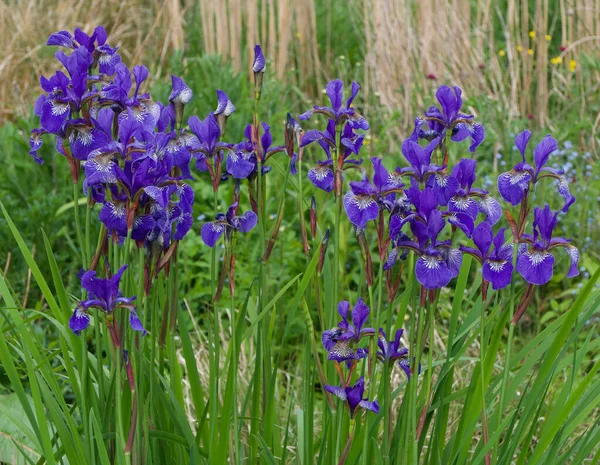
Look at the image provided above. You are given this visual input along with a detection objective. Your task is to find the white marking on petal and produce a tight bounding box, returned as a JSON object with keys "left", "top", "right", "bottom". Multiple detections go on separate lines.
{"left": 526, "top": 250, "right": 550, "bottom": 266}
{"left": 451, "top": 195, "right": 473, "bottom": 211}
{"left": 50, "top": 101, "right": 69, "bottom": 116}
{"left": 353, "top": 195, "right": 376, "bottom": 210}
{"left": 488, "top": 260, "right": 508, "bottom": 272}
{"left": 421, "top": 255, "right": 442, "bottom": 270}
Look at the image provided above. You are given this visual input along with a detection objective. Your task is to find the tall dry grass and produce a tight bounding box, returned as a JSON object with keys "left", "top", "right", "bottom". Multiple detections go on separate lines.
{"left": 2, "top": 0, "right": 600, "bottom": 130}
{"left": 363, "top": 0, "right": 600, "bottom": 133}
{"left": 0, "top": 0, "right": 187, "bottom": 122}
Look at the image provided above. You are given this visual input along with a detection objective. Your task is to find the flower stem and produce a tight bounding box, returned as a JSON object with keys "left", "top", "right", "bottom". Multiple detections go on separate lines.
{"left": 72, "top": 181, "right": 85, "bottom": 267}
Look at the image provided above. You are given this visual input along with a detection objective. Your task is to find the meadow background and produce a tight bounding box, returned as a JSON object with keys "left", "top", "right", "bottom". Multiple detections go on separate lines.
{"left": 1, "top": 0, "right": 600, "bottom": 464}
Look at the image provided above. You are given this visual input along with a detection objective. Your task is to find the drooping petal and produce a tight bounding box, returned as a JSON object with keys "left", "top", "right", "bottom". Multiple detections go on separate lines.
{"left": 68, "top": 307, "right": 90, "bottom": 335}
{"left": 324, "top": 385, "right": 347, "bottom": 401}
{"left": 482, "top": 258, "right": 513, "bottom": 290}
{"left": 47, "top": 30, "right": 75, "bottom": 48}
{"left": 129, "top": 310, "right": 147, "bottom": 336}
{"left": 556, "top": 177, "right": 575, "bottom": 212}
{"left": 237, "top": 211, "right": 258, "bottom": 233}
{"left": 564, "top": 245, "right": 580, "bottom": 278}
{"left": 497, "top": 170, "right": 531, "bottom": 205}
{"left": 415, "top": 253, "right": 452, "bottom": 289}
{"left": 429, "top": 173, "right": 458, "bottom": 206}
{"left": 343, "top": 192, "right": 379, "bottom": 228}
{"left": 200, "top": 222, "right": 225, "bottom": 247}
{"left": 40, "top": 98, "right": 70, "bottom": 133}
{"left": 226, "top": 151, "right": 255, "bottom": 179}
{"left": 516, "top": 248, "right": 555, "bottom": 285}
{"left": 478, "top": 195, "right": 502, "bottom": 226}
{"left": 358, "top": 400, "right": 380, "bottom": 414}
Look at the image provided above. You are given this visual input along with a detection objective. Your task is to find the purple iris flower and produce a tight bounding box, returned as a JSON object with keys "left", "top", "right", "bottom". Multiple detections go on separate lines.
{"left": 461, "top": 223, "right": 513, "bottom": 290}
{"left": 412, "top": 85, "right": 485, "bottom": 152}
{"left": 214, "top": 89, "right": 236, "bottom": 135}
{"left": 39, "top": 47, "right": 94, "bottom": 134}
{"left": 448, "top": 159, "right": 502, "bottom": 228}
{"left": 200, "top": 202, "right": 258, "bottom": 247}
{"left": 396, "top": 137, "right": 461, "bottom": 207}
{"left": 377, "top": 329, "right": 411, "bottom": 378}
{"left": 68, "top": 265, "right": 146, "bottom": 336}
{"left": 516, "top": 205, "right": 579, "bottom": 285}
{"left": 343, "top": 158, "right": 404, "bottom": 228}
{"left": 304, "top": 120, "right": 365, "bottom": 192}
{"left": 324, "top": 377, "right": 379, "bottom": 418}
{"left": 321, "top": 299, "right": 375, "bottom": 363}
{"left": 498, "top": 130, "right": 575, "bottom": 211}
{"left": 48, "top": 26, "right": 122, "bottom": 75}
{"left": 385, "top": 189, "right": 462, "bottom": 289}
{"left": 188, "top": 113, "right": 231, "bottom": 172}
{"left": 226, "top": 123, "right": 284, "bottom": 179}
{"left": 101, "top": 64, "right": 159, "bottom": 131}
{"left": 299, "top": 79, "right": 369, "bottom": 129}
{"left": 155, "top": 103, "right": 193, "bottom": 179}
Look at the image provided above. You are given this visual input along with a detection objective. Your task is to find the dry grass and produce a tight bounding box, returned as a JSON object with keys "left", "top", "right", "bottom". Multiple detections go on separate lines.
{"left": 363, "top": 0, "right": 600, "bottom": 132}
{"left": 0, "top": 0, "right": 188, "bottom": 122}
{"left": 2, "top": 0, "right": 600, "bottom": 130}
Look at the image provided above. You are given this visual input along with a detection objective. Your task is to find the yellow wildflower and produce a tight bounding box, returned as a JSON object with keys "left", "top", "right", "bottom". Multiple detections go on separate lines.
{"left": 498, "top": 49, "right": 506, "bottom": 57}
{"left": 569, "top": 59, "right": 577, "bottom": 72}
{"left": 545, "top": 34, "right": 551, "bottom": 41}
{"left": 527, "top": 49, "right": 534, "bottom": 56}
{"left": 529, "top": 31, "right": 536, "bottom": 39}
{"left": 516, "top": 45, "right": 523, "bottom": 52}
{"left": 550, "top": 56, "right": 563, "bottom": 65}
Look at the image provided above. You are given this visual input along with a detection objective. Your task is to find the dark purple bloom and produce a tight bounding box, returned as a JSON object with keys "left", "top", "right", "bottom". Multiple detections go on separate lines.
{"left": 343, "top": 158, "right": 404, "bottom": 228}
{"left": 215, "top": 90, "right": 236, "bottom": 117}
{"left": 461, "top": 223, "right": 513, "bottom": 290}
{"left": 498, "top": 131, "right": 574, "bottom": 211}
{"left": 169, "top": 75, "right": 193, "bottom": 105}
{"left": 448, "top": 158, "right": 502, "bottom": 228}
{"left": 253, "top": 45, "right": 266, "bottom": 73}
{"left": 299, "top": 79, "right": 368, "bottom": 128}
{"left": 412, "top": 85, "right": 485, "bottom": 152}
{"left": 321, "top": 299, "right": 375, "bottom": 363}
{"left": 324, "top": 377, "right": 379, "bottom": 418}
{"left": 225, "top": 123, "right": 284, "bottom": 179}
{"left": 385, "top": 188, "right": 462, "bottom": 289}
{"left": 200, "top": 202, "right": 258, "bottom": 247}
{"left": 516, "top": 205, "right": 579, "bottom": 285}
{"left": 69, "top": 265, "right": 145, "bottom": 335}
{"left": 377, "top": 329, "right": 411, "bottom": 378}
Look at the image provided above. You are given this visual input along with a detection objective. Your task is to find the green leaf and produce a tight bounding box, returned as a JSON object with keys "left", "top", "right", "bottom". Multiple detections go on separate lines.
{"left": 0, "top": 394, "right": 40, "bottom": 465}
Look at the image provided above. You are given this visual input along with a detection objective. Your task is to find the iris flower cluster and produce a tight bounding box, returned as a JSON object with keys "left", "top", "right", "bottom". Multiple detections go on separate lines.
{"left": 30, "top": 27, "right": 195, "bottom": 260}
{"left": 321, "top": 299, "right": 413, "bottom": 418}
{"left": 299, "top": 82, "right": 579, "bottom": 292}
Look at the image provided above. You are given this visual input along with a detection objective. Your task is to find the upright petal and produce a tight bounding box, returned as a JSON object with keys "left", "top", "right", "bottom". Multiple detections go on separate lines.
{"left": 351, "top": 298, "right": 370, "bottom": 334}
{"left": 533, "top": 135, "right": 558, "bottom": 172}
{"left": 326, "top": 79, "right": 343, "bottom": 112}
{"left": 472, "top": 222, "right": 493, "bottom": 256}
{"left": 253, "top": 45, "right": 266, "bottom": 73}
{"left": 514, "top": 130, "right": 532, "bottom": 161}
